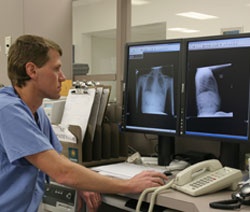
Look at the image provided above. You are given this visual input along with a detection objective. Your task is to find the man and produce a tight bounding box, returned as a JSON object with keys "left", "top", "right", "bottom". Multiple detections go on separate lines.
{"left": 0, "top": 35, "right": 167, "bottom": 212}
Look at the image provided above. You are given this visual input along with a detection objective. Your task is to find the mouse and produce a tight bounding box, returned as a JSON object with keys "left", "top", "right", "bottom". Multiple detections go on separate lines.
{"left": 168, "top": 159, "right": 190, "bottom": 171}
{"left": 163, "top": 170, "right": 173, "bottom": 176}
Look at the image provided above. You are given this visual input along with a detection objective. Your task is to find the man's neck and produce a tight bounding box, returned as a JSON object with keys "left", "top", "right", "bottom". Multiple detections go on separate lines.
{"left": 14, "top": 85, "right": 42, "bottom": 114}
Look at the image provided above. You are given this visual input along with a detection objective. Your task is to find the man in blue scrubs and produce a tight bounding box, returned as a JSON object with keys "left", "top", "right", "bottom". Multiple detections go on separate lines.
{"left": 0, "top": 35, "right": 167, "bottom": 212}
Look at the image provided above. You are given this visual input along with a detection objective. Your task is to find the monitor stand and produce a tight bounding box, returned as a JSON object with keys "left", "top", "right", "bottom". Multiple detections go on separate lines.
{"left": 157, "top": 135, "right": 175, "bottom": 166}
{"left": 219, "top": 141, "right": 240, "bottom": 169}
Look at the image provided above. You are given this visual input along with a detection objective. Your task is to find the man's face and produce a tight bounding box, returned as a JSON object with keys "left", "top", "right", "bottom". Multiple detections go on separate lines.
{"left": 35, "top": 49, "right": 66, "bottom": 100}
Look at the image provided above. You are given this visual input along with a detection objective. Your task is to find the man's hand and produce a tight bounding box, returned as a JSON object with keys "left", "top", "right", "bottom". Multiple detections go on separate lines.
{"left": 77, "top": 190, "right": 102, "bottom": 212}
{"left": 127, "top": 170, "right": 168, "bottom": 193}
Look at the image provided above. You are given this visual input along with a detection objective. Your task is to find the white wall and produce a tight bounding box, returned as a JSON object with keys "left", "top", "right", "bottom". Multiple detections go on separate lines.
{"left": 0, "top": 0, "right": 72, "bottom": 86}
{"left": 0, "top": 0, "right": 23, "bottom": 85}
{"left": 92, "top": 36, "right": 116, "bottom": 74}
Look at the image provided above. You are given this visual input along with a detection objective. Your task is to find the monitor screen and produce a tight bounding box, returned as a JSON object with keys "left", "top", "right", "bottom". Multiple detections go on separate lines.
{"left": 122, "top": 39, "right": 183, "bottom": 136}
{"left": 181, "top": 34, "right": 250, "bottom": 141}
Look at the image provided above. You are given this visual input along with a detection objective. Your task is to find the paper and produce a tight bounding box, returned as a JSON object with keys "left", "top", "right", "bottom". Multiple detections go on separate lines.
{"left": 96, "top": 87, "right": 111, "bottom": 126}
{"left": 60, "top": 88, "right": 96, "bottom": 142}
{"left": 52, "top": 124, "right": 77, "bottom": 143}
{"left": 88, "top": 86, "right": 103, "bottom": 141}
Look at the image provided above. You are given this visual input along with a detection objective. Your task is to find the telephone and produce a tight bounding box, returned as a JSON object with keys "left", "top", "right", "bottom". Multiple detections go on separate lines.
{"left": 171, "top": 159, "right": 243, "bottom": 196}
{"left": 136, "top": 159, "right": 243, "bottom": 212}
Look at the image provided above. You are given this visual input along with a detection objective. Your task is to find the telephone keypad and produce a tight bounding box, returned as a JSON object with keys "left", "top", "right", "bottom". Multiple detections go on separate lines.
{"left": 190, "top": 169, "right": 228, "bottom": 190}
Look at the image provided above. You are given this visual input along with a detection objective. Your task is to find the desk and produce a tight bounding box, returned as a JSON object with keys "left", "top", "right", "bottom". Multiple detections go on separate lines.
{"left": 102, "top": 189, "right": 250, "bottom": 212}
{"left": 93, "top": 161, "right": 249, "bottom": 211}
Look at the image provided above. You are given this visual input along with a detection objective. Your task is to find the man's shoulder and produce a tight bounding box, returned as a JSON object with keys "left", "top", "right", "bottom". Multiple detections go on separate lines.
{"left": 0, "top": 87, "right": 20, "bottom": 109}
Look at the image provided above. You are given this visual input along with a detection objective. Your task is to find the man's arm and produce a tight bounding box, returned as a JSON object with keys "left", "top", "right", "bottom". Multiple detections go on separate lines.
{"left": 25, "top": 149, "right": 167, "bottom": 194}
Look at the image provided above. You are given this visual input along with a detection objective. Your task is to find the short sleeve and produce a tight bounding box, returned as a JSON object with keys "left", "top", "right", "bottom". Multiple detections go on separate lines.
{"left": 0, "top": 103, "right": 54, "bottom": 164}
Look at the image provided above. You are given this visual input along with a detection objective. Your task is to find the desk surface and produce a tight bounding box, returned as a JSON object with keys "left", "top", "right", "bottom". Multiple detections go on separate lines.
{"left": 96, "top": 162, "right": 249, "bottom": 211}
{"left": 154, "top": 189, "right": 249, "bottom": 212}
{"left": 104, "top": 189, "right": 250, "bottom": 212}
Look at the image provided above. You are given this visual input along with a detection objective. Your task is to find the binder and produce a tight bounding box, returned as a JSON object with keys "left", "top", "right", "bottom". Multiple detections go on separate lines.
{"left": 110, "top": 123, "right": 119, "bottom": 158}
{"left": 92, "top": 125, "right": 102, "bottom": 161}
{"left": 55, "top": 83, "right": 127, "bottom": 166}
{"left": 102, "top": 123, "right": 111, "bottom": 159}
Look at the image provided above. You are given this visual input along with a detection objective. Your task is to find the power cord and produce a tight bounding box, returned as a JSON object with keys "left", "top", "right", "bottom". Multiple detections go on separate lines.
{"left": 128, "top": 145, "right": 139, "bottom": 155}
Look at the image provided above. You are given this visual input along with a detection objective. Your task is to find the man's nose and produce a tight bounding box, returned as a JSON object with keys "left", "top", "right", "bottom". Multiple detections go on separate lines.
{"left": 59, "top": 70, "right": 66, "bottom": 81}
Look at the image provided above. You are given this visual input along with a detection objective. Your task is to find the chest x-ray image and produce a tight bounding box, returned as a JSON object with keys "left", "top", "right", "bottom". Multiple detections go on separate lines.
{"left": 136, "top": 65, "right": 174, "bottom": 115}
{"left": 195, "top": 63, "right": 233, "bottom": 118}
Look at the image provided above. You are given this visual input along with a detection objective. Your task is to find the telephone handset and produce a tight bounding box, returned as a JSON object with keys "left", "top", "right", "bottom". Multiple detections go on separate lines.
{"left": 171, "top": 159, "right": 242, "bottom": 196}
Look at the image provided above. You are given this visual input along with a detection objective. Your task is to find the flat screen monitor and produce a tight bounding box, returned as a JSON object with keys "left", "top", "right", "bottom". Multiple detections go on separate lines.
{"left": 181, "top": 33, "right": 250, "bottom": 142}
{"left": 123, "top": 39, "right": 183, "bottom": 135}
{"left": 122, "top": 39, "right": 183, "bottom": 165}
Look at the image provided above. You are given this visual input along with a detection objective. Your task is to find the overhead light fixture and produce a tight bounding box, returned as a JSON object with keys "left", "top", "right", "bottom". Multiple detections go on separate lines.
{"left": 132, "top": 0, "right": 150, "bottom": 6}
{"left": 177, "top": 12, "right": 218, "bottom": 20}
{"left": 168, "top": 27, "right": 200, "bottom": 33}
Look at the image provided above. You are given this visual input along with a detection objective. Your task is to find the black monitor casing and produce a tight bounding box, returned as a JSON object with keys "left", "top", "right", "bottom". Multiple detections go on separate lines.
{"left": 122, "top": 39, "right": 184, "bottom": 165}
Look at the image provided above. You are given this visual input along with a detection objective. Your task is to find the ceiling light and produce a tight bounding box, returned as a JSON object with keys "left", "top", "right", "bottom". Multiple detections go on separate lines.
{"left": 177, "top": 12, "right": 218, "bottom": 20}
{"left": 132, "top": 0, "right": 150, "bottom": 6}
{"left": 168, "top": 27, "right": 200, "bottom": 33}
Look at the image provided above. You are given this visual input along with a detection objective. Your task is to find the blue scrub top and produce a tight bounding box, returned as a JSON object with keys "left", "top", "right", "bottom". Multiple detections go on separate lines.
{"left": 0, "top": 86, "right": 62, "bottom": 212}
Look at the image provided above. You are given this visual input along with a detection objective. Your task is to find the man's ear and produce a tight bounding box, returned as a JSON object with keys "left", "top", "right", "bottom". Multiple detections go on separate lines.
{"left": 25, "top": 62, "right": 37, "bottom": 79}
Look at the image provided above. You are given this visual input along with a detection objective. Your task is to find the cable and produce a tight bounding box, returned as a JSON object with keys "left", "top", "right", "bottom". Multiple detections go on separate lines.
{"left": 136, "top": 187, "right": 156, "bottom": 212}
{"left": 148, "top": 179, "right": 174, "bottom": 212}
{"left": 136, "top": 179, "right": 175, "bottom": 212}
{"left": 128, "top": 145, "right": 139, "bottom": 155}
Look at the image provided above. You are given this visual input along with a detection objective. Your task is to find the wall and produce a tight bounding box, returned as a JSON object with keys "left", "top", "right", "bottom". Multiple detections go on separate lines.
{"left": 0, "top": 0, "right": 23, "bottom": 85}
{"left": 0, "top": 0, "right": 72, "bottom": 86}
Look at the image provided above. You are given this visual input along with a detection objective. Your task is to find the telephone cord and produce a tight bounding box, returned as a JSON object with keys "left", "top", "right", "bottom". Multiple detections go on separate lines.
{"left": 136, "top": 179, "right": 175, "bottom": 212}
{"left": 148, "top": 179, "right": 175, "bottom": 212}
{"left": 136, "top": 187, "right": 156, "bottom": 212}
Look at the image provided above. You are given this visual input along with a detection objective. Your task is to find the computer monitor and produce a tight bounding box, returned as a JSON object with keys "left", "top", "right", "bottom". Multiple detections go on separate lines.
{"left": 181, "top": 33, "right": 250, "bottom": 168}
{"left": 122, "top": 39, "right": 183, "bottom": 165}
{"left": 42, "top": 97, "right": 66, "bottom": 124}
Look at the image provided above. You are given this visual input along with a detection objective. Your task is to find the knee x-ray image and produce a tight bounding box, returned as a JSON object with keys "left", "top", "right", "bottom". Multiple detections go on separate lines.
{"left": 136, "top": 65, "right": 174, "bottom": 115}
{"left": 195, "top": 63, "right": 233, "bottom": 118}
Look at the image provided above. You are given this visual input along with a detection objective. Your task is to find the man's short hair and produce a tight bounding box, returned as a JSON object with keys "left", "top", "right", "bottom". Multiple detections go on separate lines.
{"left": 8, "top": 34, "right": 63, "bottom": 87}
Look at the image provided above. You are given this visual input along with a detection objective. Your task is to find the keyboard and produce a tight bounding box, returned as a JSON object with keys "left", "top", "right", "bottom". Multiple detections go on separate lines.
{"left": 91, "top": 162, "right": 168, "bottom": 179}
